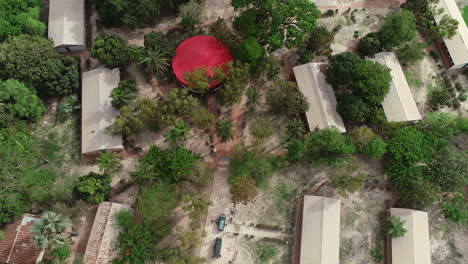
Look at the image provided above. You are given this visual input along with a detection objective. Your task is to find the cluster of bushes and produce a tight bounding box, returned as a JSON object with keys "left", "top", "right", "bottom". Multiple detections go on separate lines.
{"left": 298, "top": 26, "right": 334, "bottom": 63}
{"left": 327, "top": 52, "right": 390, "bottom": 124}
{"left": 429, "top": 72, "right": 462, "bottom": 110}
{"left": 0, "top": 0, "right": 46, "bottom": 41}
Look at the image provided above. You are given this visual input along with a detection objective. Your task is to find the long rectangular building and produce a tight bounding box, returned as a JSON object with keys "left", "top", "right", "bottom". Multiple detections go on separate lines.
{"left": 390, "top": 208, "right": 431, "bottom": 264}
{"left": 82, "top": 68, "right": 123, "bottom": 155}
{"left": 434, "top": 0, "right": 468, "bottom": 70}
{"left": 293, "top": 62, "right": 346, "bottom": 132}
{"left": 48, "top": 0, "right": 86, "bottom": 52}
{"left": 368, "top": 52, "right": 422, "bottom": 122}
{"left": 300, "top": 196, "right": 341, "bottom": 264}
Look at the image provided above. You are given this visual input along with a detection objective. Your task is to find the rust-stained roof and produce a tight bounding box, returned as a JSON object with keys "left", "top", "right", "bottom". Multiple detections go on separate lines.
{"left": 83, "top": 202, "right": 130, "bottom": 264}
{"left": 0, "top": 214, "right": 42, "bottom": 264}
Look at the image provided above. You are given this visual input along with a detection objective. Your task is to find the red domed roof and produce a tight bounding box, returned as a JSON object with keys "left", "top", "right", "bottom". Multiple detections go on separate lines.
{"left": 172, "top": 35, "right": 233, "bottom": 88}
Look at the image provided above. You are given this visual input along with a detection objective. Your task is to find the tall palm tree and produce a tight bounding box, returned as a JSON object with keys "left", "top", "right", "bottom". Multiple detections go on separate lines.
{"left": 30, "top": 212, "right": 71, "bottom": 262}
{"left": 387, "top": 216, "right": 407, "bottom": 238}
{"left": 246, "top": 88, "right": 260, "bottom": 111}
{"left": 286, "top": 119, "right": 306, "bottom": 141}
{"left": 164, "top": 120, "right": 190, "bottom": 147}
{"left": 216, "top": 118, "right": 235, "bottom": 142}
{"left": 131, "top": 163, "right": 158, "bottom": 185}
{"left": 138, "top": 49, "right": 170, "bottom": 79}
{"left": 97, "top": 151, "right": 122, "bottom": 175}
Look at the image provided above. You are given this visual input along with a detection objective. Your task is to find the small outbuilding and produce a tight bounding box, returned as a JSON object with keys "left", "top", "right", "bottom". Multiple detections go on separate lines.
{"left": 81, "top": 68, "right": 123, "bottom": 155}
{"left": 293, "top": 62, "right": 346, "bottom": 132}
{"left": 367, "top": 52, "right": 422, "bottom": 122}
{"left": 300, "top": 195, "right": 341, "bottom": 264}
{"left": 48, "top": 0, "right": 86, "bottom": 52}
{"left": 434, "top": 0, "right": 468, "bottom": 70}
{"left": 0, "top": 214, "right": 42, "bottom": 264}
{"left": 390, "top": 208, "right": 431, "bottom": 264}
{"left": 83, "top": 202, "right": 130, "bottom": 264}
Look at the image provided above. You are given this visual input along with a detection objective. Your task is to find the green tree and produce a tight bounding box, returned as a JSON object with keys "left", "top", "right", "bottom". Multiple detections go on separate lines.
{"left": 0, "top": 79, "right": 45, "bottom": 124}
{"left": 306, "top": 127, "right": 356, "bottom": 158}
{"left": 0, "top": 35, "right": 79, "bottom": 97}
{"left": 379, "top": 10, "right": 417, "bottom": 49}
{"left": 266, "top": 80, "right": 309, "bottom": 118}
{"left": 298, "top": 26, "right": 334, "bottom": 63}
{"left": 164, "top": 120, "right": 190, "bottom": 147}
{"left": 246, "top": 88, "right": 261, "bottom": 110}
{"left": 184, "top": 67, "right": 211, "bottom": 93}
{"left": 143, "top": 31, "right": 175, "bottom": 56}
{"left": 336, "top": 95, "right": 371, "bottom": 123}
{"left": 91, "top": 0, "right": 161, "bottom": 29}
{"left": 420, "top": 111, "right": 463, "bottom": 139}
{"left": 326, "top": 52, "right": 362, "bottom": 88}
{"left": 386, "top": 216, "right": 407, "bottom": 238}
{"left": 209, "top": 18, "right": 240, "bottom": 50}
{"left": 236, "top": 37, "right": 265, "bottom": 70}
{"left": 440, "top": 194, "right": 468, "bottom": 225}
{"left": 432, "top": 12, "right": 459, "bottom": 39}
{"left": 286, "top": 140, "right": 307, "bottom": 162}
{"left": 357, "top": 32, "right": 382, "bottom": 57}
{"left": 97, "top": 151, "right": 122, "bottom": 174}
{"left": 286, "top": 119, "right": 306, "bottom": 141}
{"left": 250, "top": 118, "right": 273, "bottom": 144}
{"left": 75, "top": 172, "right": 112, "bottom": 204}
{"left": 190, "top": 107, "right": 214, "bottom": 130}
{"left": 91, "top": 35, "right": 128, "bottom": 67}
{"left": 179, "top": 0, "right": 204, "bottom": 32}
{"left": 137, "top": 182, "right": 178, "bottom": 222}
{"left": 106, "top": 99, "right": 146, "bottom": 136}
{"left": 31, "top": 212, "right": 71, "bottom": 262}
{"left": 232, "top": 0, "right": 321, "bottom": 51}
{"left": 110, "top": 80, "right": 138, "bottom": 109}
{"left": 216, "top": 118, "right": 235, "bottom": 142}
{"left": 229, "top": 145, "right": 278, "bottom": 186}
{"left": 352, "top": 60, "right": 392, "bottom": 105}
{"left": 155, "top": 88, "right": 200, "bottom": 125}
{"left": 396, "top": 42, "right": 426, "bottom": 64}
{"left": 49, "top": 245, "right": 71, "bottom": 264}
{"left": 220, "top": 62, "right": 251, "bottom": 106}
{"left": 361, "top": 137, "right": 387, "bottom": 159}
{"left": 137, "top": 48, "right": 170, "bottom": 78}
{"left": 350, "top": 126, "right": 387, "bottom": 159}
{"left": 0, "top": 0, "right": 46, "bottom": 41}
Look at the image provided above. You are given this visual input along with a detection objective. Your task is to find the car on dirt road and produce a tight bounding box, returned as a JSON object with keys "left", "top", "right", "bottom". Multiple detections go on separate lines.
{"left": 213, "top": 237, "right": 222, "bottom": 258}
{"left": 217, "top": 214, "right": 226, "bottom": 231}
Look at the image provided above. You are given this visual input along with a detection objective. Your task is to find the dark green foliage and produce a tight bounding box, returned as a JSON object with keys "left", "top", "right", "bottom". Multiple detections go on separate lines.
{"left": 378, "top": 10, "right": 417, "bottom": 49}
{"left": 216, "top": 118, "right": 235, "bottom": 142}
{"left": 350, "top": 126, "right": 386, "bottom": 159}
{"left": 132, "top": 145, "right": 200, "bottom": 184}
{"left": 91, "top": 35, "right": 128, "bottom": 67}
{"left": 357, "top": 32, "right": 382, "bottom": 57}
{"left": 386, "top": 127, "right": 435, "bottom": 166}
{"left": 430, "top": 49, "right": 440, "bottom": 61}
{"left": 396, "top": 42, "right": 426, "bottom": 64}
{"left": 336, "top": 95, "right": 372, "bottom": 123}
{"left": 75, "top": 172, "right": 111, "bottom": 204}
{"left": 266, "top": 80, "right": 309, "bottom": 118}
{"left": 111, "top": 80, "right": 137, "bottom": 109}
{"left": 190, "top": 107, "right": 214, "bottom": 130}
{"left": 0, "top": 0, "right": 46, "bottom": 41}
{"left": 298, "top": 26, "right": 334, "bottom": 63}
{"left": 232, "top": 0, "right": 321, "bottom": 51}
{"left": 0, "top": 79, "right": 45, "bottom": 124}
{"left": 50, "top": 245, "right": 71, "bottom": 263}
{"left": 229, "top": 147, "right": 277, "bottom": 187}
{"left": 236, "top": 37, "right": 265, "bottom": 70}
{"left": 361, "top": 137, "right": 387, "bottom": 159}
{"left": 326, "top": 52, "right": 362, "bottom": 87}
{"left": 286, "top": 140, "right": 307, "bottom": 162}
{"left": 440, "top": 194, "right": 468, "bottom": 226}
{"left": 352, "top": 60, "right": 392, "bottom": 105}
{"left": 429, "top": 88, "right": 452, "bottom": 110}
{"left": 0, "top": 129, "right": 57, "bottom": 226}
{"left": 209, "top": 18, "right": 240, "bottom": 50}
{"left": 143, "top": 31, "right": 175, "bottom": 56}
{"left": 420, "top": 111, "right": 464, "bottom": 139}
{"left": 305, "top": 127, "right": 356, "bottom": 158}
{"left": 220, "top": 62, "right": 251, "bottom": 106}
{"left": 91, "top": 0, "right": 161, "bottom": 29}
{"left": 179, "top": 0, "right": 204, "bottom": 32}
{"left": 0, "top": 35, "right": 79, "bottom": 97}
{"left": 386, "top": 216, "right": 407, "bottom": 238}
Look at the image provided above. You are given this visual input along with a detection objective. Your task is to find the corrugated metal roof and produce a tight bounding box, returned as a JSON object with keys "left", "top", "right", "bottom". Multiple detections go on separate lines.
{"left": 293, "top": 62, "right": 346, "bottom": 132}
{"left": 0, "top": 214, "right": 41, "bottom": 264}
{"left": 48, "top": 0, "right": 85, "bottom": 48}
{"left": 81, "top": 68, "right": 123, "bottom": 155}
{"left": 390, "top": 208, "right": 431, "bottom": 264}
{"left": 83, "top": 202, "right": 130, "bottom": 264}
{"left": 300, "top": 196, "right": 341, "bottom": 264}
{"left": 367, "top": 52, "right": 421, "bottom": 122}
{"left": 434, "top": 0, "right": 468, "bottom": 67}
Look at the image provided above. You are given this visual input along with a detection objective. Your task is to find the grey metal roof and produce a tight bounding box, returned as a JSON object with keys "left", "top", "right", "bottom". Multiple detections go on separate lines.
{"left": 48, "top": 0, "right": 85, "bottom": 47}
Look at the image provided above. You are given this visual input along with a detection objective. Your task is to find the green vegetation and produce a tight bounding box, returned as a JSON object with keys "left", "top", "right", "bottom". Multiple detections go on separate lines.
{"left": 306, "top": 127, "right": 356, "bottom": 159}
{"left": 253, "top": 243, "right": 278, "bottom": 264}
{"left": 216, "top": 118, "right": 235, "bottom": 142}
{"left": 0, "top": 0, "right": 46, "bottom": 41}
{"left": 97, "top": 151, "right": 122, "bottom": 175}
{"left": 91, "top": 35, "right": 128, "bottom": 67}
{"left": 31, "top": 212, "right": 71, "bottom": 256}
{"left": 464, "top": 7, "right": 468, "bottom": 24}
{"left": 298, "top": 26, "right": 334, "bottom": 63}
{"left": 232, "top": 0, "right": 321, "bottom": 51}
{"left": 111, "top": 80, "right": 138, "bottom": 110}
{"left": 236, "top": 37, "right": 265, "bottom": 70}
{"left": 75, "top": 172, "right": 112, "bottom": 204}
{"left": 220, "top": 62, "right": 251, "bottom": 106}
{"left": 386, "top": 216, "right": 407, "bottom": 238}
{"left": 250, "top": 118, "right": 274, "bottom": 145}
{"left": 350, "top": 126, "right": 387, "bottom": 159}
{"left": 164, "top": 120, "right": 190, "bottom": 147}
{"left": 379, "top": 10, "right": 417, "bottom": 49}
{"left": 396, "top": 42, "right": 427, "bottom": 64}
{"left": 266, "top": 80, "right": 309, "bottom": 118}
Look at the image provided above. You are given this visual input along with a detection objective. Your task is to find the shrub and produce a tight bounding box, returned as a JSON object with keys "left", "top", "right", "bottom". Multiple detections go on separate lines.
{"left": 209, "top": 18, "right": 239, "bottom": 50}
{"left": 143, "top": 31, "right": 174, "bottom": 56}
{"left": 250, "top": 118, "right": 273, "bottom": 143}
{"left": 266, "top": 80, "right": 309, "bottom": 118}
{"left": 92, "top": 0, "right": 161, "bottom": 29}
{"left": 75, "top": 172, "right": 111, "bottom": 204}
{"left": 110, "top": 80, "right": 137, "bottom": 109}
{"left": 137, "top": 182, "right": 178, "bottom": 223}
{"left": 286, "top": 140, "right": 307, "bottom": 162}
{"left": 57, "top": 94, "right": 80, "bottom": 122}
{"left": 230, "top": 177, "right": 257, "bottom": 205}
{"left": 440, "top": 194, "right": 468, "bottom": 225}
{"left": 50, "top": 245, "right": 71, "bottom": 262}
{"left": 190, "top": 107, "right": 214, "bottom": 130}
{"left": 326, "top": 52, "right": 361, "bottom": 87}
{"left": 378, "top": 10, "right": 417, "bottom": 49}
{"left": 459, "top": 93, "right": 467, "bottom": 102}
{"left": 386, "top": 216, "right": 407, "bottom": 238}
{"left": 298, "top": 27, "right": 334, "bottom": 63}
{"left": 336, "top": 95, "right": 372, "bottom": 123}
{"left": 454, "top": 82, "right": 463, "bottom": 92}
{"left": 229, "top": 146, "right": 277, "bottom": 187}
{"left": 357, "top": 32, "right": 382, "bottom": 56}
{"left": 306, "top": 127, "right": 356, "bottom": 158}
{"left": 361, "top": 137, "right": 387, "bottom": 159}
{"left": 91, "top": 35, "right": 128, "bottom": 67}
{"left": 429, "top": 88, "right": 452, "bottom": 110}
{"left": 430, "top": 50, "right": 440, "bottom": 61}
{"left": 236, "top": 37, "right": 265, "bottom": 70}
{"left": 396, "top": 42, "right": 426, "bottom": 64}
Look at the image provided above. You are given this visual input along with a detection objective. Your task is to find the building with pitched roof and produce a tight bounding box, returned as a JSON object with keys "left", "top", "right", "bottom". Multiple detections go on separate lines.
{"left": 293, "top": 62, "right": 346, "bottom": 132}
{"left": 81, "top": 68, "right": 123, "bottom": 155}
{"left": 367, "top": 52, "right": 422, "bottom": 122}
{"left": 48, "top": 0, "right": 86, "bottom": 53}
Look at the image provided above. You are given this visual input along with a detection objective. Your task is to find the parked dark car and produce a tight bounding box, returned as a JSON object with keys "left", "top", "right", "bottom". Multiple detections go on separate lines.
{"left": 213, "top": 237, "right": 222, "bottom": 258}
{"left": 217, "top": 214, "right": 226, "bottom": 231}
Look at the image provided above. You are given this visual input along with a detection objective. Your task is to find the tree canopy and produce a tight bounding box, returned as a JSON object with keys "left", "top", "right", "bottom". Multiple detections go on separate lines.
{"left": 91, "top": 35, "right": 129, "bottom": 67}
{"left": 232, "top": 0, "right": 321, "bottom": 51}
{"left": 266, "top": 80, "right": 309, "bottom": 118}
{"left": 378, "top": 10, "right": 417, "bottom": 49}
{"left": 0, "top": 0, "right": 46, "bottom": 41}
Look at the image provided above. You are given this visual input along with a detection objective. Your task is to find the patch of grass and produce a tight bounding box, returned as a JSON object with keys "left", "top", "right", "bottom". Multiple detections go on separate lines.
{"left": 370, "top": 243, "right": 384, "bottom": 263}
{"left": 404, "top": 68, "right": 423, "bottom": 88}
{"left": 463, "top": 7, "right": 468, "bottom": 25}
{"left": 254, "top": 243, "right": 278, "bottom": 264}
